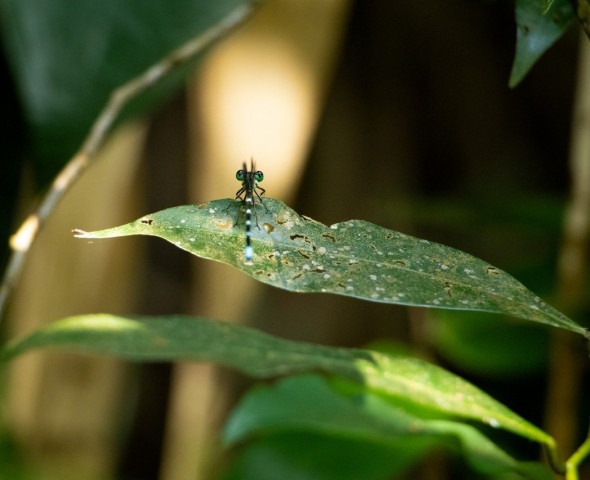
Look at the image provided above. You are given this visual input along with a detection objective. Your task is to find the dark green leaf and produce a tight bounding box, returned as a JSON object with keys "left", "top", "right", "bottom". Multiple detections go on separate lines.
{"left": 73, "top": 199, "right": 589, "bottom": 339}
{"left": 223, "top": 375, "right": 553, "bottom": 480}
{"left": 510, "top": 0, "right": 575, "bottom": 87}
{"left": 431, "top": 311, "right": 549, "bottom": 377}
{"left": 0, "top": 0, "right": 251, "bottom": 175}
{"left": 0, "top": 314, "right": 557, "bottom": 452}
{"left": 222, "top": 432, "right": 434, "bottom": 480}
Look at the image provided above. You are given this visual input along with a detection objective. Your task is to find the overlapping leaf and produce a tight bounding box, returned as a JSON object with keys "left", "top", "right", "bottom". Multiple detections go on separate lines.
{"left": 0, "top": 313, "right": 557, "bottom": 458}
{"left": 73, "top": 199, "right": 589, "bottom": 338}
{"left": 224, "top": 375, "right": 553, "bottom": 479}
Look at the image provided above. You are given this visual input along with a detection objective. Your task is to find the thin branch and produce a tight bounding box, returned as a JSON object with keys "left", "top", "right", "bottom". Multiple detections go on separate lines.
{"left": 565, "top": 422, "right": 590, "bottom": 480}
{"left": 0, "top": 3, "right": 257, "bottom": 322}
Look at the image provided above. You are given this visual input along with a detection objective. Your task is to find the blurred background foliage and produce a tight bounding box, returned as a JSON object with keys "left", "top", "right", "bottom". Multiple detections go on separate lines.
{"left": 0, "top": 0, "right": 588, "bottom": 479}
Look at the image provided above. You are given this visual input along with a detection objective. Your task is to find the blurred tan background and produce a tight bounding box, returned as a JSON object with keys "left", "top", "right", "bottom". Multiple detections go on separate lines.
{"left": 4, "top": 1, "right": 584, "bottom": 479}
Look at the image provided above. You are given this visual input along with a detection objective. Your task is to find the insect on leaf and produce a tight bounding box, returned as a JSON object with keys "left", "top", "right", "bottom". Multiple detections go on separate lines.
{"left": 73, "top": 198, "right": 589, "bottom": 339}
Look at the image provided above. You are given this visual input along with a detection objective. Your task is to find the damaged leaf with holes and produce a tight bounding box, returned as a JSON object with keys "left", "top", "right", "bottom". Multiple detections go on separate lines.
{"left": 73, "top": 198, "right": 589, "bottom": 338}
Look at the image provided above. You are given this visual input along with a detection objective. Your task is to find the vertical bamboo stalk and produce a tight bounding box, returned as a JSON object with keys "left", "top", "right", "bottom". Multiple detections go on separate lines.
{"left": 546, "top": 34, "right": 590, "bottom": 459}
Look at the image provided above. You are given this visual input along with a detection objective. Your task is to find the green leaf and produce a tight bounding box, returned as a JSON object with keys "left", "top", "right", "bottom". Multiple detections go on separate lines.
{"left": 509, "top": 0, "right": 575, "bottom": 87}
{"left": 223, "top": 375, "right": 553, "bottom": 480}
{"left": 0, "top": 314, "right": 557, "bottom": 453}
{"left": 431, "top": 311, "right": 549, "bottom": 377}
{"left": 222, "top": 432, "right": 436, "bottom": 480}
{"left": 73, "top": 198, "right": 589, "bottom": 339}
{"left": 0, "top": 0, "right": 251, "bottom": 176}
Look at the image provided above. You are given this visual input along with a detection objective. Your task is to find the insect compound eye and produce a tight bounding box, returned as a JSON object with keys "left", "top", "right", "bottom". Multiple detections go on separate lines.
{"left": 236, "top": 170, "right": 245, "bottom": 181}
{"left": 255, "top": 171, "right": 264, "bottom": 182}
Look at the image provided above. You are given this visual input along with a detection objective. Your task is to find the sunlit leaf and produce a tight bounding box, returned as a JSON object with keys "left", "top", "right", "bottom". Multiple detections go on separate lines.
{"left": 0, "top": 314, "right": 557, "bottom": 454}
{"left": 73, "top": 198, "right": 589, "bottom": 339}
{"left": 223, "top": 375, "right": 553, "bottom": 480}
{"left": 510, "top": 0, "right": 574, "bottom": 87}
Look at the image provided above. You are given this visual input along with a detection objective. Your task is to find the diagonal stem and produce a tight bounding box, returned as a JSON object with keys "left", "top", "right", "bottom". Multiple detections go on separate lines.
{"left": 565, "top": 423, "right": 590, "bottom": 480}
{"left": 0, "top": 3, "right": 257, "bottom": 323}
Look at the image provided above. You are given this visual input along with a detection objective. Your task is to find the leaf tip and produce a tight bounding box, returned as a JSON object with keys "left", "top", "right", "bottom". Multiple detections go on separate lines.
{"left": 72, "top": 228, "right": 90, "bottom": 238}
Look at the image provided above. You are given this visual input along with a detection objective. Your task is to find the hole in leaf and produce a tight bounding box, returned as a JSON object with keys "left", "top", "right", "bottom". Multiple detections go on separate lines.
{"left": 215, "top": 219, "right": 232, "bottom": 230}
{"left": 276, "top": 211, "right": 291, "bottom": 225}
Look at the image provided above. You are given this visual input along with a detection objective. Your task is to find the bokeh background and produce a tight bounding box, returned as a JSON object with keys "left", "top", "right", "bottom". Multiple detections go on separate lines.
{"left": 0, "top": 1, "right": 588, "bottom": 479}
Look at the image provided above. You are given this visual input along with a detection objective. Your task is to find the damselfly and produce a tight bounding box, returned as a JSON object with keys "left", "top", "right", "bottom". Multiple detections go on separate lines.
{"left": 231, "top": 160, "right": 267, "bottom": 261}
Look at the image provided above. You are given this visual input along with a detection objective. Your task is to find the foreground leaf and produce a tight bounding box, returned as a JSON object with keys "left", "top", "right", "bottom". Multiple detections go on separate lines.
{"left": 223, "top": 375, "right": 552, "bottom": 480}
{"left": 223, "top": 432, "right": 436, "bottom": 480}
{"left": 509, "top": 0, "right": 574, "bottom": 87}
{"left": 73, "top": 199, "right": 589, "bottom": 339}
{"left": 0, "top": 314, "right": 557, "bottom": 458}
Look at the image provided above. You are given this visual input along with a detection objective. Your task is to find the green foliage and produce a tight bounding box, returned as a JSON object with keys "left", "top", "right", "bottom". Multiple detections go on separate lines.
{"left": 431, "top": 311, "right": 550, "bottom": 377}
{"left": 223, "top": 375, "right": 553, "bottom": 480}
{"left": 0, "top": 314, "right": 559, "bottom": 477}
{"left": 1, "top": 1, "right": 589, "bottom": 478}
{"left": 0, "top": 0, "right": 249, "bottom": 177}
{"left": 510, "top": 0, "right": 575, "bottom": 87}
{"left": 222, "top": 431, "right": 434, "bottom": 480}
{"left": 73, "top": 198, "right": 589, "bottom": 338}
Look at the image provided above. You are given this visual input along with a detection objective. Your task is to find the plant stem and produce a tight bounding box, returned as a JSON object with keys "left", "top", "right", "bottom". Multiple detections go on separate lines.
{"left": 0, "top": 3, "right": 257, "bottom": 323}
{"left": 546, "top": 34, "right": 590, "bottom": 459}
{"left": 565, "top": 425, "right": 590, "bottom": 480}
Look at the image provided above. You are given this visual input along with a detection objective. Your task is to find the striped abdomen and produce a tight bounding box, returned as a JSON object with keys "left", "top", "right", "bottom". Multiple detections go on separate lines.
{"left": 244, "top": 195, "right": 254, "bottom": 260}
